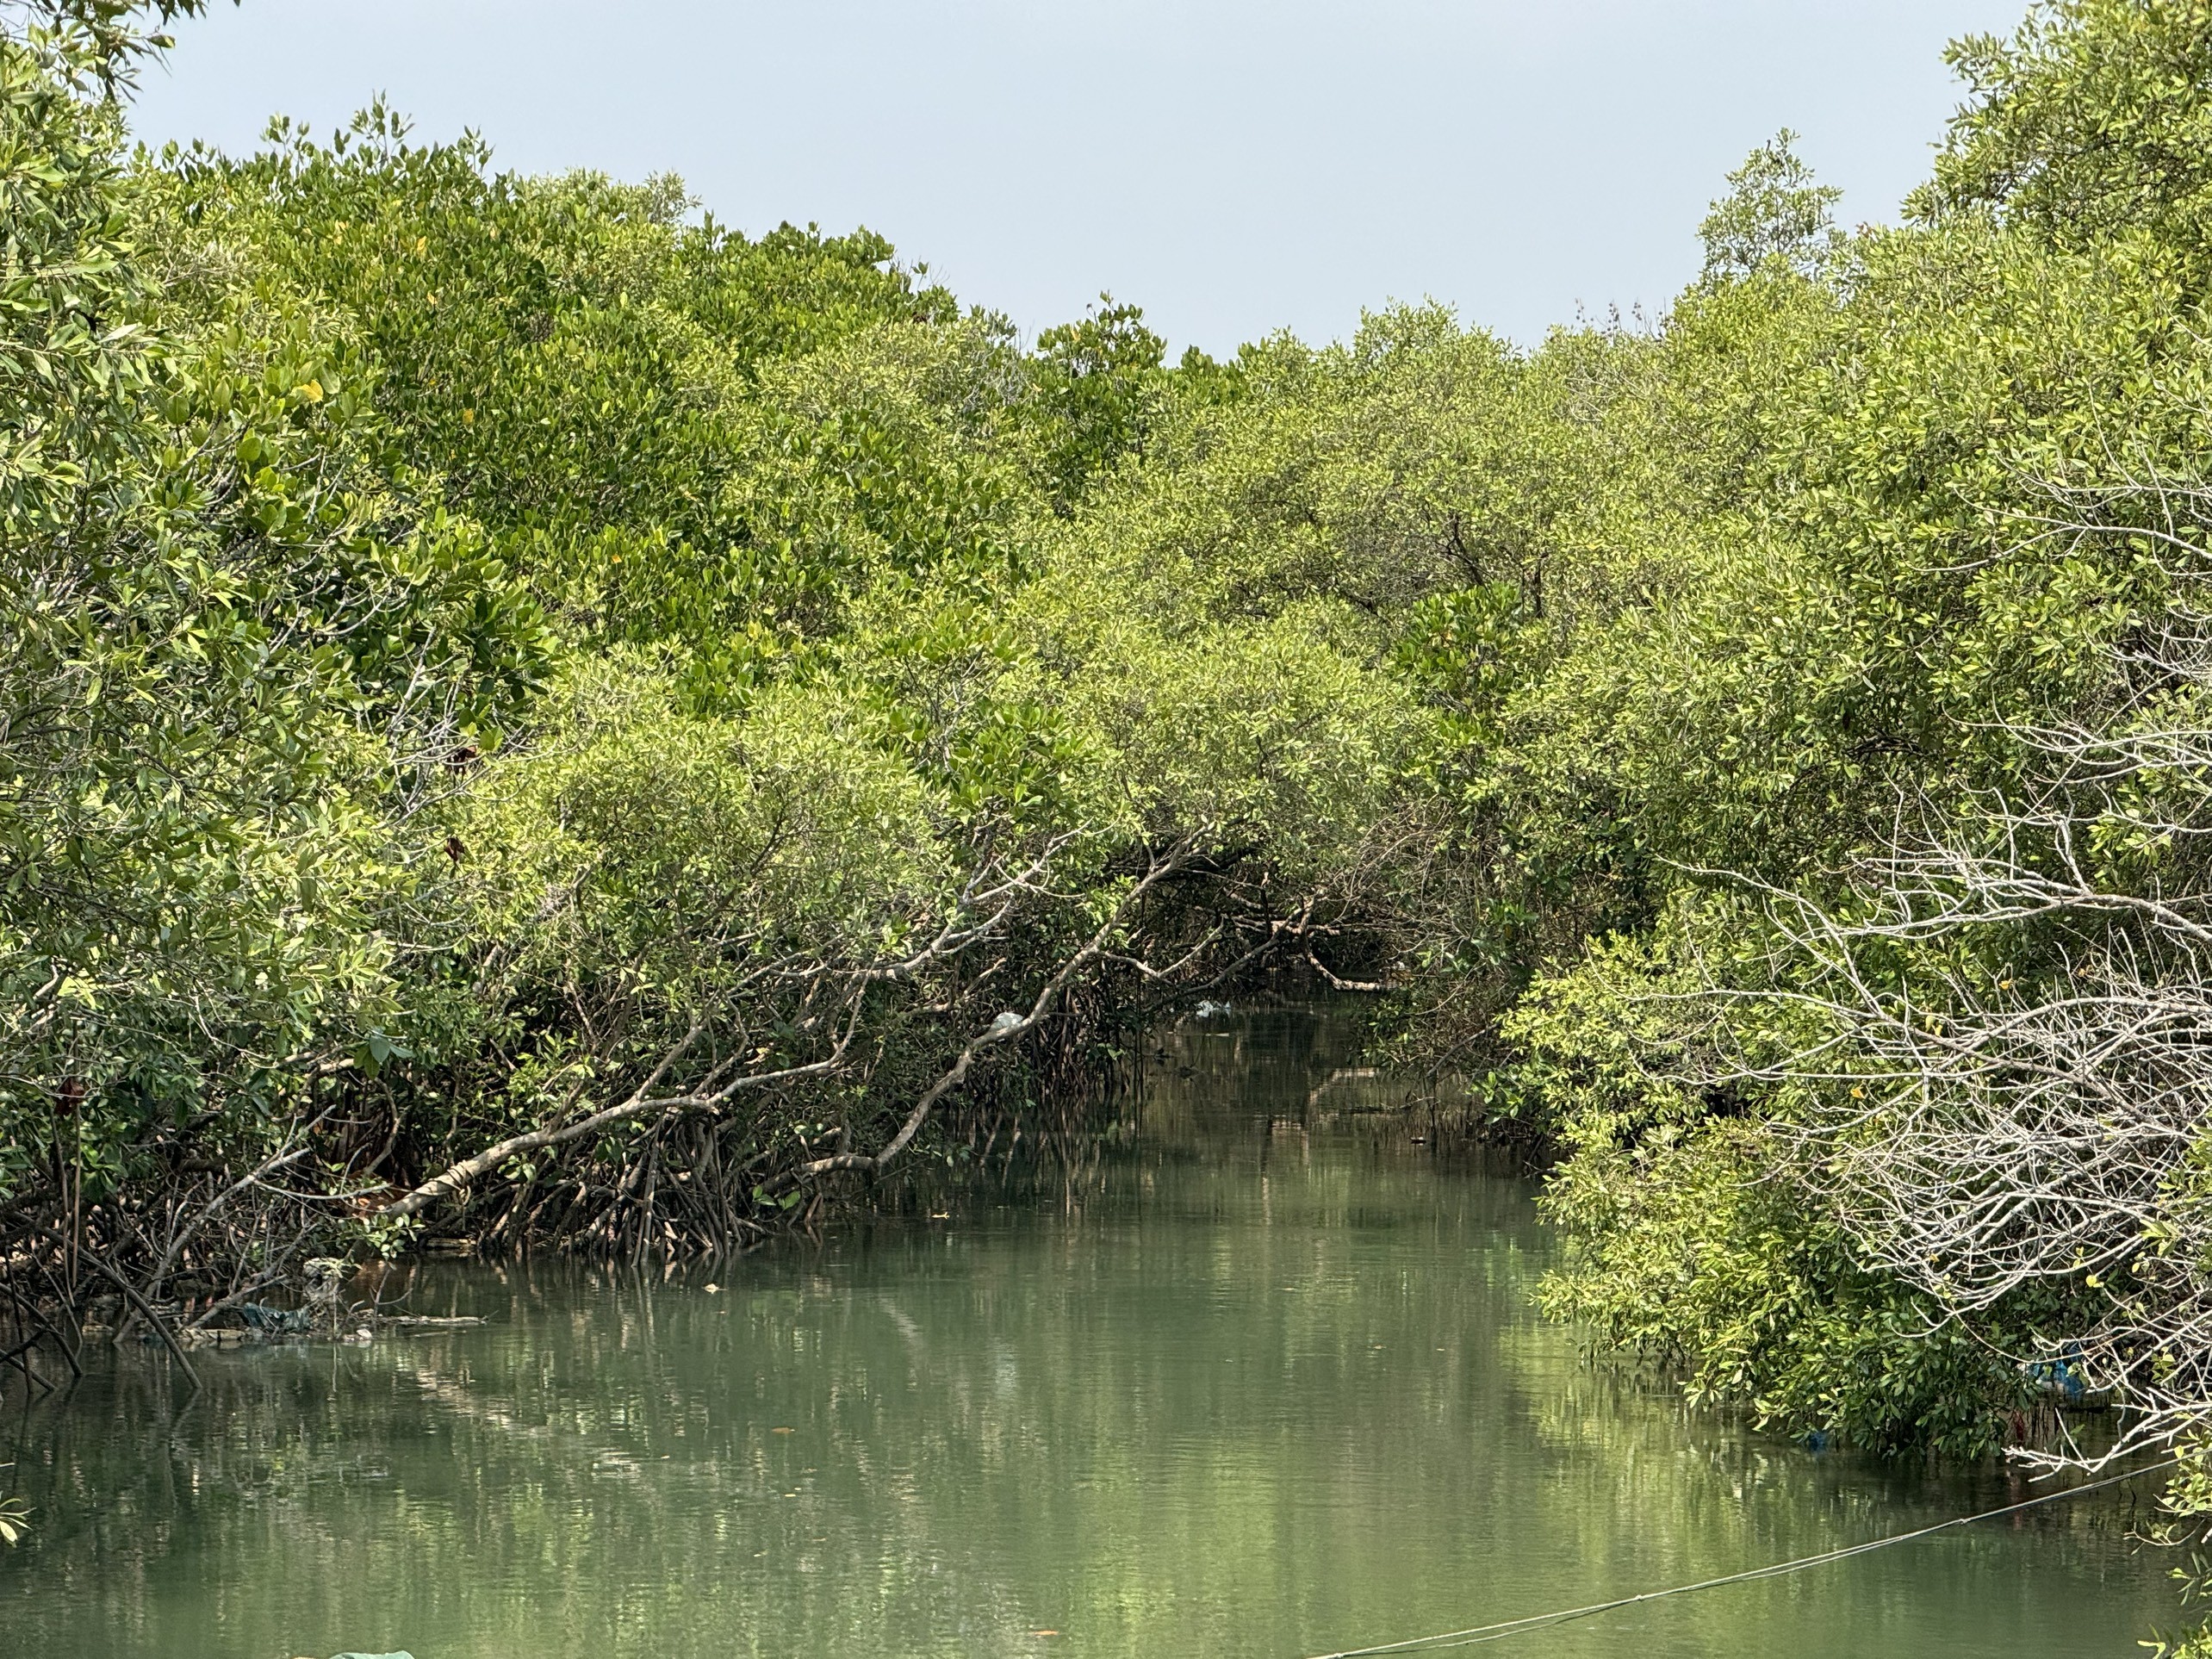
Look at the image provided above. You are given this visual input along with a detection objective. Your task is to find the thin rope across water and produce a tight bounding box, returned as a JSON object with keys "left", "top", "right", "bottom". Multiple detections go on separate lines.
{"left": 1301, "top": 1457, "right": 2178, "bottom": 1658}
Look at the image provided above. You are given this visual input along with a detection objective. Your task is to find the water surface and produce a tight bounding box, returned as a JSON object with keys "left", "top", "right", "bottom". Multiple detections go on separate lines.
{"left": 0, "top": 1010, "right": 2177, "bottom": 1656}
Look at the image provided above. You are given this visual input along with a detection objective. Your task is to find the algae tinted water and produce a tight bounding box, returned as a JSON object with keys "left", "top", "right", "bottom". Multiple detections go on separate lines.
{"left": 0, "top": 1012, "right": 2174, "bottom": 1656}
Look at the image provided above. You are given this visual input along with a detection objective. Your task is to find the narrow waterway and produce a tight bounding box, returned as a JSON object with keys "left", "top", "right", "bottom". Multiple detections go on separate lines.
{"left": 0, "top": 1010, "right": 2176, "bottom": 1656}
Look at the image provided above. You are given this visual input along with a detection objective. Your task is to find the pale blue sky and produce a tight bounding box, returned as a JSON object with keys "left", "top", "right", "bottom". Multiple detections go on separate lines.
{"left": 127, "top": 1, "right": 2028, "bottom": 354}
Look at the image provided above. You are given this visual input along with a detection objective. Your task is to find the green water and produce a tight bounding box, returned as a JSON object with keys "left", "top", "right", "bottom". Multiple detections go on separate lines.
{"left": 0, "top": 1010, "right": 2178, "bottom": 1657}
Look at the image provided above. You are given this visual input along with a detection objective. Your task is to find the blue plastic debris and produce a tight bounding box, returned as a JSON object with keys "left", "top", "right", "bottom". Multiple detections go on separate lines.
{"left": 2029, "top": 1343, "right": 2091, "bottom": 1401}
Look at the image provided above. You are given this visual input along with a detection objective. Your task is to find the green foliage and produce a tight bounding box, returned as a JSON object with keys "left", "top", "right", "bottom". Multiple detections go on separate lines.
{"left": 0, "top": 3, "right": 545, "bottom": 1205}
{"left": 1537, "top": 1118, "right": 2017, "bottom": 1456}
{"left": 1917, "top": 0, "right": 2212, "bottom": 264}
{"left": 1024, "top": 295, "right": 1166, "bottom": 508}
{"left": 450, "top": 657, "right": 958, "bottom": 1022}
{"left": 137, "top": 106, "right": 985, "bottom": 670}
{"left": 1503, "top": 929, "right": 2027, "bottom": 1457}
{"left": 1699, "top": 130, "right": 1842, "bottom": 283}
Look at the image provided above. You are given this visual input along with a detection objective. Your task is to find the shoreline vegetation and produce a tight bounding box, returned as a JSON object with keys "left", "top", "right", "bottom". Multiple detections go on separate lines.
{"left": 9, "top": 0, "right": 2212, "bottom": 1643}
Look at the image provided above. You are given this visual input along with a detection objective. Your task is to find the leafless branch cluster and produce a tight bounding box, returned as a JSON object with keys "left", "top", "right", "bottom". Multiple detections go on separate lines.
{"left": 1650, "top": 464, "right": 2212, "bottom": 1468}
{"left": 381, "top": 836, "right": 1207, "bottom": 1226}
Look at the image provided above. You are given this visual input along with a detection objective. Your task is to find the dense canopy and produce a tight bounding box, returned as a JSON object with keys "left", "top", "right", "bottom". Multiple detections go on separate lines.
{"left": 10, "top": 0, "right": 2212, "bottom": 1642}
